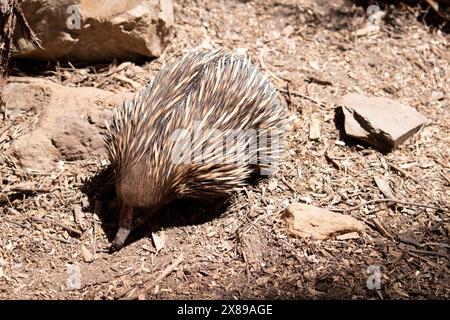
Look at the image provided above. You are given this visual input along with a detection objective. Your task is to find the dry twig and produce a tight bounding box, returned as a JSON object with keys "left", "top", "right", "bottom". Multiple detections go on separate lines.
{"left": 1, "top": 0, "right": 41, "bottom": 103}
{"left": 279, "top": 88, "right": 328, "bottom": 108}
{"left": 31, "top": 217, "right": 82, "bottom": 236}
{"left": 388, "top": 162, "right": 419, "bottom": 183}
{"left": 124, "top": 255, "right": 184, "bottom": 300}
{"left": 346, "top": 199, "right": 449, "bottom": 213}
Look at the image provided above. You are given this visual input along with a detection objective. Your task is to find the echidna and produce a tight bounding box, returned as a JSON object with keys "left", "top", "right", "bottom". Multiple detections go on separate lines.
{"left": 105, "top": 49, "right": 288, "bottom": 251}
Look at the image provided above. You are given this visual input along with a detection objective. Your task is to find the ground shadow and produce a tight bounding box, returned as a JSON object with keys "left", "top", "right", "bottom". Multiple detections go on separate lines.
{"left": 267, "top": 0, "right": 449, "bottom": 34}
{"left": 348, "top": 0, "right": 450, "bottom": 32}
{"left": 9, "top": 56, "right": 152, "bottom": 78}
{"left": 81, "top": 165, "right": 234, "bottom": 250}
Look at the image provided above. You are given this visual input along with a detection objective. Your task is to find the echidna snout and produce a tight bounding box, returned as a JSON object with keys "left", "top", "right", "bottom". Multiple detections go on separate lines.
{"left": 105, "top": 49, "right": 288, "bottom": 251}
{"left": 110, "top": 170, "right": 169, "bottom": 252}
{"left": 109, "top": 184, "right": 136, "bottom": 252}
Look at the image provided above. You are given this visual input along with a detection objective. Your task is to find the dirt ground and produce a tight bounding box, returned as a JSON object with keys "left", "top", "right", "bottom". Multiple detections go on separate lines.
{"left": 0, "top": 0, "right": 449, "bottom": 299}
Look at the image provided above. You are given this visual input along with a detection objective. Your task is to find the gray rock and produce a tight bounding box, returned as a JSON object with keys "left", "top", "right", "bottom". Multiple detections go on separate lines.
{"left": 14, "top": 0, "right": 174, "bottom": 62}
{"left": 341, "top": 94, "right": 429, "bottom": 152}
{"left": 282, "top": 203, "right": 365, "bottom": 240}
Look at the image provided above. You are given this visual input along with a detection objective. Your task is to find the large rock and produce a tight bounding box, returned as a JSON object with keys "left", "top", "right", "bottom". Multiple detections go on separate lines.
{"left": 282, "top": 203, "right": 365, "bottom": 240}
{"left": 4, "top": 78, "right": 132, "bottom": 171}
{"left": 341, "top": 94, "right": 429, "bottom": 152}
{"left": 14, "top": 0, "right": 174, "bottom": 62}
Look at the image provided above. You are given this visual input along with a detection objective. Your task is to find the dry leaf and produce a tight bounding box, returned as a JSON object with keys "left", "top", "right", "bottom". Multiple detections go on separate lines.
{"left": 152, "top": 230, "right": 166, "bottom": 253}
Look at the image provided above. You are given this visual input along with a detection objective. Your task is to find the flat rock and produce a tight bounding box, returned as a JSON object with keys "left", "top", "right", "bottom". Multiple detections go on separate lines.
{"left": 4, "top": 78, "right": 132, "bottom": 171}
{"left": 14, "top": 0, "right": 174, "bottom": 62}
{"left": 282, "top": 203, "right": 365, "bottom": 240}
{"left": 341, "top": 94, "right": 429, "bottom": 152}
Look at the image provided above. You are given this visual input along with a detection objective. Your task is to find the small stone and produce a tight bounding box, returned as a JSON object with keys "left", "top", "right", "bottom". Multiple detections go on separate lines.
{"left": 282, "top": 202, "right": 365, "bottom": 240}
{"left": 341, "top": 94, "right": 429, "bottom": 152}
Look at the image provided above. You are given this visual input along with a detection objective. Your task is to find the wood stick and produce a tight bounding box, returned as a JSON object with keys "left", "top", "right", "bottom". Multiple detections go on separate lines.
{"left": 4, "top": 218, "right": 31, "bottom": 229}
{"left": 346, "top": 199, "right": 449, "bottom": 213}
{"left": 409, "top": 247, "right": 448, "bottom": 258}
{"left": 124, "top": 255, "right": 184, "bottom": 300}
{"left": 4, "top": 183, "right": 52, "bottom": 193}
{"left": 305, "top": 75, "right": 333, "bottom": 86}
{"left": 31, "top": 217, "right": 82, "bottom": 236}
{"left": 0, "top": 167, "right": 50, "bottom": 176}
{"left": 73, "top": 205, "right": 82, "bottom": 227}
{"left": 286, "top": 83, "right": 293, "bottom": 110}
{"left": 279, "top": 88, "right": 328, "bottom": 108}
{"left": 280, "top": 175, "right": 297, "bottom": 193}
{"left": 324, "top": 150, "right": 341, "bottom": 170}
{"left": 93, "top": 200, "right": 102, "bottom": 257}
{"left": 424, "top": 0, "right": 450, "bottom": 21}
{"left": 370, "top": 217, "right": 394, "bottom": 239}
{"left": 439, "top": 172, "right": 450, "bottom": 185}
{"left": 420, "top": 242, "right": 450, "bottom": 249}
{"left": 387, "top": 162, "right": 419, "bottom": 183}
{"left": 113, "top": 74, "right": 140, "bottom": 90}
